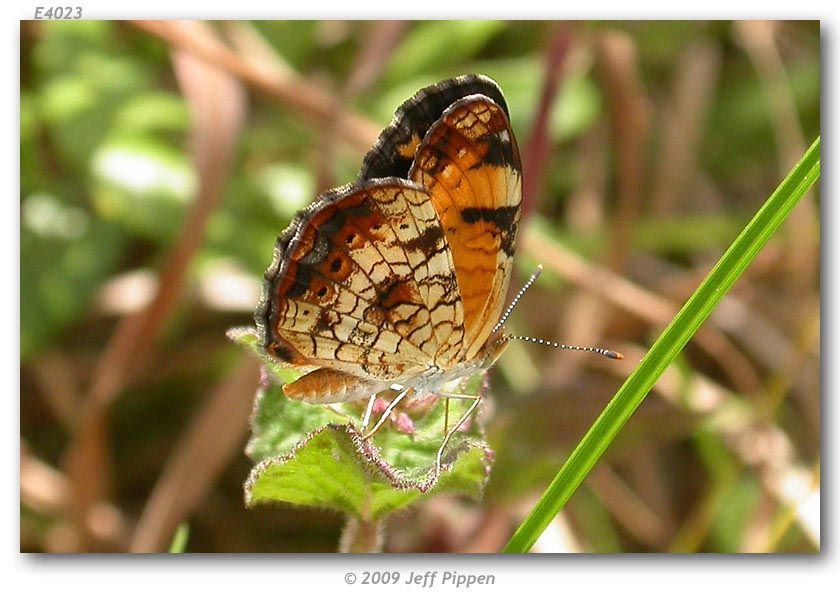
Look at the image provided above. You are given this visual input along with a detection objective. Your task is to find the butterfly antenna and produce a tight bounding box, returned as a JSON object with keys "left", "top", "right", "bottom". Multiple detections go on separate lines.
{"left": 490, "top": 264, "right": 544, "bottom": 337}
{"left": 502, "top": 335, "right": 624, "bottom": 360}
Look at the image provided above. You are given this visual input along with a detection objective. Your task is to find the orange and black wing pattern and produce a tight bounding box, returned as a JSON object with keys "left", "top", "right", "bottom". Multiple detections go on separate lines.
{"left": 408, "top": 92, "right": 522, "bottom": 359}
{"left": 255, "top": 179, "right": 465, "bottom": 384}
{"left": 360, "top": 74, "right": 510, "bottom": 181}
{"left": 257, "top": 75, "right": 521, "bottom": 400}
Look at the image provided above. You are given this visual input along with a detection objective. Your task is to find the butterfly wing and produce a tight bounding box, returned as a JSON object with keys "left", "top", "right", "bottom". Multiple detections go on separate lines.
{"left": 408, "top": 94, "right": 522, "bottom": 359}
{"left": 257, "top": 75, "right": 520, "bottom": 402}
{"left": 360, "top": 74, "right": 510, "bottom": 181}
{"left": 256, "top": 179, "right": 465, "bottom": 386}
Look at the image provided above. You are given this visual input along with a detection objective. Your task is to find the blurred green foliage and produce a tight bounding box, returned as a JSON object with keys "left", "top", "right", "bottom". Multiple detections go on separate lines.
{"left": 20, "top": 20, "right": 819, "bottom": 553}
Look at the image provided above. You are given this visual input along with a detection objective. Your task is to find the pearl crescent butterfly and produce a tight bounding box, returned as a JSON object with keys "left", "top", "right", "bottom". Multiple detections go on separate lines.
{"left": 255, "top": 74, "right": 522, "bottom": 408}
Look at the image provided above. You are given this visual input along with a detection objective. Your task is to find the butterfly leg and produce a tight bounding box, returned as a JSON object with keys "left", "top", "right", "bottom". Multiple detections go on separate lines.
{"left": 434, "top": 395, "right": 482, "bottom": 477}
{"left": 441, "top": 392, "right": 483, "bottom": 400}
{"left": 443, "top": 397, "right": 449, "bottom": 438}
{"left": 437, "top": 391, "right": 481, "bottom": 438}
{"left": 362, "top": 386, "right": 411, "bottom": 440}
{"left": 361, "top": 393, "right": 377, "bottom": 430}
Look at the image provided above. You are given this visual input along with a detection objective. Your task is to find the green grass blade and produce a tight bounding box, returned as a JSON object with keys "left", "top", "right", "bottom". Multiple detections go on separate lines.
{"left": 168, "top": 522, "right": 190, "bottom": 553}
{"left": 504, "top": 136, "right": 820, "bottom": 553}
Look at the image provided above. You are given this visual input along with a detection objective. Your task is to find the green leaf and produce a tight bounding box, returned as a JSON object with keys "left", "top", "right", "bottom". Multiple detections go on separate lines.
{"left": 112, "top": 91, "right": 189, "bottom": 134}
{"left": 168, "top": 523, "right": 189, "bottom": 553}
{"left": 230, "top": 327, "right": 495, "bottom": 521}
{"left": 21, "top": 195, "right": 127, "bottom": 359}
{"left": 245, "top": 422, "right": 492, "bottom": 520}
{"left": 227, "top": 327, "right": 304, "bottom": 386}
{"left": 504, "top": 137, "right": 821, "bottom": 553}
{"left": 255, "top": 163, "right": 316, "bottom": 219}
{"left": 90, "top": 137, "right": 196, "bottom": 242}
{"left": 710, "top": 475, "right": 762, "bottom": 552}
{"left": 245, "top": 380, "right": 352, "bottom": 463}
{"left": 383, "top": 21, "right": 506, "bottom": 85}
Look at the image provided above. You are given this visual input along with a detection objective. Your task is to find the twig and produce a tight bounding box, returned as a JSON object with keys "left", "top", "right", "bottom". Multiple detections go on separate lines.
{"left": 651, "top": 39, "right": 721, "bottom": 215}
{"left": 320, "top": 20, "right": 407, "bottom": 191}
{"left": 27, "top": 351, "right": 84, "bottom": 429}
{"left": 341, "top": 20, "right": 408, "bottom": 99}
{"left": 623, "top": 443, "right": 677, "bottom": 533}
{"left": 133, "top": 20, "right": 380, "bottom": 154}
{"left": 597, "top": 30, "right": 650, "bottom": 271}
{"left": 21, "top": 441, "right": 128, "bottom": 550}
{"left": 546, "top": 29, "right": 648, "bottom": 384}
{"left": 565, "top": 124, "right": 608, "bottom": 233}
{"left": 521, "top": 23, "right": 572, "bottom": 219}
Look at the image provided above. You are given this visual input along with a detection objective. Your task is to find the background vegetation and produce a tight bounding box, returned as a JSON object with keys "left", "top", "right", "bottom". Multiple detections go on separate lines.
{"left": 20, "top": 20, "right": 820, "bottom": 552}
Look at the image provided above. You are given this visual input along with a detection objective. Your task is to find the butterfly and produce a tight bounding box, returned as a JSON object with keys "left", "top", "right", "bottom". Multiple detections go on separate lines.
{"left": 255, "top": 75, "right": 523, "bottom": 420}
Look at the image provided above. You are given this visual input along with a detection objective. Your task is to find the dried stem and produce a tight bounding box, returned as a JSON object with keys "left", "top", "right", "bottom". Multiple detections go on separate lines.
{"left": 21, "top": 441, "right": 128, "bottom": 550}
{"left": 316, "top": 20, "right": 407, "bottom": 192}
{"left": 736, "top": 20, "right": 818, "bottom": 291}
{"left": 547, "top": 29, "right": 650, "bottom": 383}
{"left": 651, "top": 39, "right": 721, "bottom": 215}
{"left": 602, "top": 344, "right": 819, "bottom": 550}
{"left": 133, "top": 20, "right": 380, "bottom": 153}
{"left": 597, "top": 31, "right": 650, "bottom": 272}
{"left": 521, "top": 23, "right": 572, "bottom": 219}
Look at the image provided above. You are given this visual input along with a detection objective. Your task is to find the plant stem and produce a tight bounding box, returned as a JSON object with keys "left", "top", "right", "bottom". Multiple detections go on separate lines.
{"left": 339, "top": 517, "right": 384, "bottom": 553}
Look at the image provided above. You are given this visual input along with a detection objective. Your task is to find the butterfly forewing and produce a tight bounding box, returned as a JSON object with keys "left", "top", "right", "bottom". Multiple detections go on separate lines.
{"left": 408, "top": 95, "right": 522, "bottom": 359}
{"left": 360, "top": 75, "right": 511, "bottom": 181}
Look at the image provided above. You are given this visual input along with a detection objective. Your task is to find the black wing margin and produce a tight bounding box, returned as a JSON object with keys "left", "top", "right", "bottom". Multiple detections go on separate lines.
{"left": 359, "top": 74, "right": 510, "bottom": 181}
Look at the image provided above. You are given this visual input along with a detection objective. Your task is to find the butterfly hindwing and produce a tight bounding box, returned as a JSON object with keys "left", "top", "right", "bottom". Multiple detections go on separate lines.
{"left": 256, "top": 179, "right": 465, "bottom": 381}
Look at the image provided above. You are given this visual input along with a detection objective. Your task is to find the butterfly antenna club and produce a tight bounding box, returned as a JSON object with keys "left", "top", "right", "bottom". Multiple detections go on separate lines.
{"left": 503, "top": 335, "right": 623, "bottom": 360}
